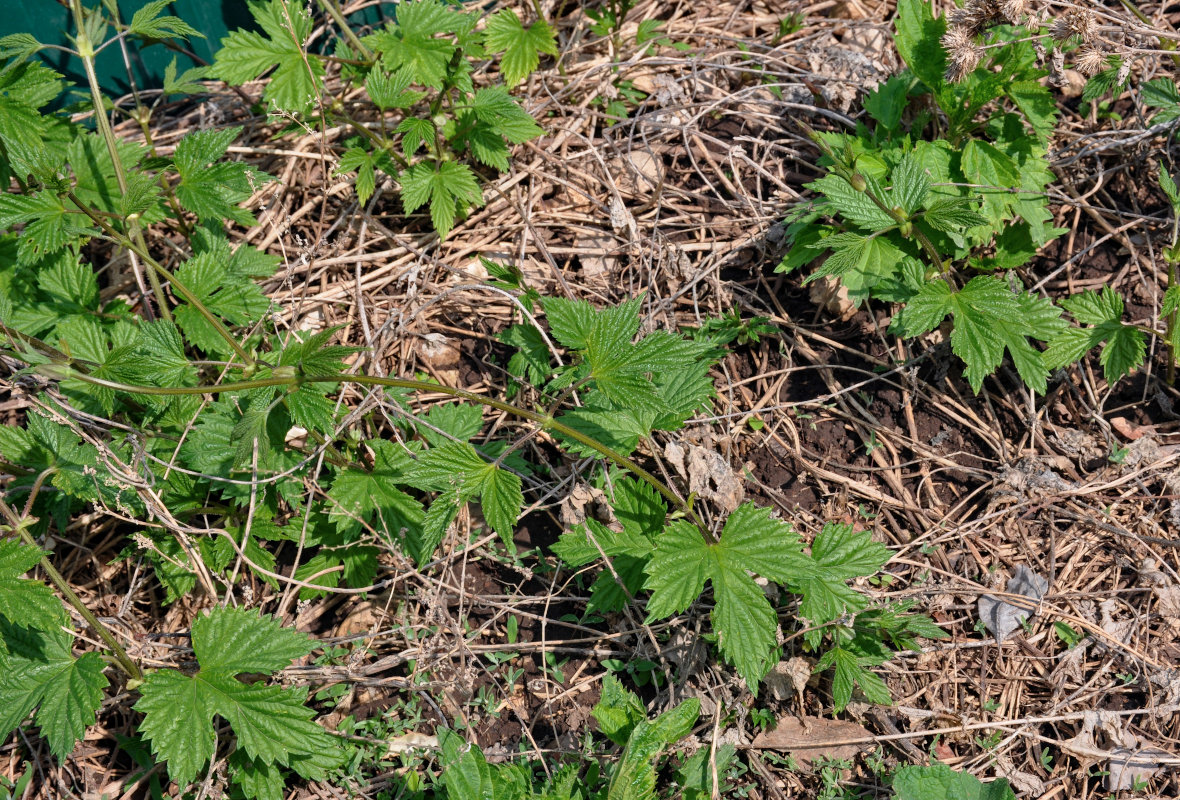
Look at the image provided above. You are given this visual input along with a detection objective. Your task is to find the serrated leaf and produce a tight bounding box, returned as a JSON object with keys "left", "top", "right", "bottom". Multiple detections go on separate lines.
{"left": 191, "top": 607, "right": 312, "bottom": 674}
{"left": 711, "top": 557, "right": 780, "bottom": 689}
{"left": 134, "top": 607, "right": 341, "bottom": 788}
{"left": 644, "top": 521, "right": 709, "bottom": 618}
{"left": 483, "top": 9, "right": 558, "bottom": 88}
{"left": 0, "top": 622, "right": 108, "bottom": 759}
{"left": 0, "top": 33, "right": 42, "bottom": 64}
{"left": 1162, "top": 166, "right": 1180, "bottom": 212}
{"left": 211, "top": 0, "right": 324, "bottom": 112}
{"left": 163, "top": 57, "right": 209, "bottom": 96}
{"left": 921, "top": 197, "right": 987, "bottom": 232}
{"left": 328, "top": 439, "right": 424, "bottom": 538}
{"left": 364, "top": 69, "right": 425, "bottom": 111}
{"left": 646, "top": 503, "right": 811, "bottom": 690}
{"left": 474, "top": 463, "right": 522, "bottom": 541}
{"left": 894, "top": 0, "right": 946, "bottom": 89}
{"left": 1046, "top": 288, "right": 1145, "bottom": 383}
{"left": 129, "top": 0, "right": 202, "bottom": 40}
{"left": 500, "top": 323, "right": 550, "bottom": 387}
{"left": 398, "top": 160, "right": 483, "bottom": 238}
{"left": 891, "top": 152, "right": 929, "bottom": 215}
{"left": 368, "top": 0, "right": 468, "bottom": 89}
{"left": 1008, "top": 80, "right": 1057, "bottom": 144}
{"left": 0, "top": 540, "right": 63, "bottom": 631}
{"left": 864, "top": 74, "right": 908, "bottom": 131}
{"left": 809, "top": 174, "right": 897, "bottom": 229}
{"left": 609, "top": 698, "right": 700, "bottom": 800}
{"left": 173, "top": 126, "right": 268, "bottom": 225}
{"left": 592, "top": 673, "right": 645, "bottom": 746}
{"left": 417, "top": 402, "right": 484, "bottom": 447}
{"left": 541, "top": 296, "right": 599, "bottom": 350}
{"left": 789, "top": 523, "right": 885, "bottom": 634}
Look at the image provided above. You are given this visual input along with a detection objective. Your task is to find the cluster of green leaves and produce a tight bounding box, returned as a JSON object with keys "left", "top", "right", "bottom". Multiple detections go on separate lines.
{"left": 135, "top": 607, "right": 342, "bottom": 796}
{"left": 779, "top": 0, "right": 1158, "bottom": 392}
{"left": 554, "top": 491, "right": 943, "bottom": 708}
{"left": 209, "top": 0, "right": 554, "bottom": 237}
{"left": 0, "top": 540, "right": 106, "bottom": 762}
{"left": 435, "top": 675, "right": 707, "bottom": 800}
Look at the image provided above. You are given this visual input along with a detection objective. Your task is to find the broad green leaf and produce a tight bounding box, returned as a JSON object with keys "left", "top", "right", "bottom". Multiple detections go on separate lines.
{"left": 191, "top": 607, "right": 312, "bottom": 674}
{"left": 711, "top": 556, "right": 779, "bottom": 689}
{"left": 0, "top": 540, "right": 63, "bottom": 631}
{"left": 592, "top": 673, "right": 645, "bottom": 746}
{"left": 894, "top": 0, "right": 946, "bottom": 89}
{"left": 1008, "top": 80, "right": 1057, "bottom": 144}
{"left": 961, "top": 139, "right": 1020, "bottom": 224}
{"left": 135, "top": 668, "right": 216, "bottom": 786}
{"left": 808, "top": 232, "right": 906, "bottom": 298}
{"left": 644, "top": 521, "right": 709, "bottom": 618}
{"left": 134, "top": 607, "right": 341, "bottom": 789}
{"left": 483, "top": 9, "right": 559, "bottom": 88}
{"left": 327, "top": 440, "right": 424, "bottom": 537}
{"left": 0, "top": 622, "right": 108, "bottom": 759}
{"left": 921, "top": 198, "right": 987, "bottom": 233}
{"left": 1046, "top": 288, "right": 1145, "bottom": 383}
{"left": 398, "top": 161, "right": 483, "bottom": 238}
{"left": 473, "top": 463, "right": 523, "bottom": 541}
{"left": 542, "top": 296, "right": 598, "bottom": 350}
{"left": 368, "top": 0, "right": 471, "bottom": 89}
{"left": 211, "top": 0, "right": 324, "bottom": 112}
{"left": 892, "top": 763, "right": 1016, "bottom": 800}
{"left": 417, "top": 402, "right": 484, "bottom": 447}
{"left": 173, "top": 126, "right": 268, "bottom": 225}
{"left": 864, "top": 74, "right": 909, "bottom": 131}
{"left": 891, "top": 152, "right": 929, "bottom": 215}
{"left": 810, "top": 174, "right": 897, "bottom": 229}
{"left": 439, "top": 728, "right": 494, "bottom": 800}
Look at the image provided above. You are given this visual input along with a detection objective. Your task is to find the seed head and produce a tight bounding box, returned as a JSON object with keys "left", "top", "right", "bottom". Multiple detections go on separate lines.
{"left": 1074, "top": 45, "right": 1107, "bottom": 76}
{"left": 999, "top": 0, "right": 1028, "bottom": 24}
{"left": 948, "top": 0, "right": 1003, "bottom": 35}
{"left": 1051, "top": 10, "right": 1096, "bottom": 43}
{"left": 942, "top": 26, "right": 983, "bottom": 82}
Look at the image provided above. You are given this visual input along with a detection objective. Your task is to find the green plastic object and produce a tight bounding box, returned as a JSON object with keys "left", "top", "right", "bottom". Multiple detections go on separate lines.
{"left": 0, "top": 1, "right": 396, "bottom": 100}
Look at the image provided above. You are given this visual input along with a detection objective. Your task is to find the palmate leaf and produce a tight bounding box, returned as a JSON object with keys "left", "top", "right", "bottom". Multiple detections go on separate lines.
{"left": 172, "top": 244, "right": 274, "bottom": 355}
{"left": 211, "top": 0, "right": 324, "bottom": 112}
{"left": 894, "top": 276, "right": 1063, "bottom": 394}
{"left": 327, "top": 439, "right": 424, "bottom": 538}
{"left": 0, "top": 60, "right": 64, "bottom": 185}
{"left": 134, "top": 607, "right": 340, "bottom": 789}
{"left": 405, "top": 441, "right": 523, "bottom": 550}
{"left": 1044, "top": 287, "right": 1145, "bottom": 384}
{"left": 645, "top": 504, "right": 812, "bottom": 690}
{"left": 398, "top": 160, "right": 484, "bottom": 238}
{"left": 788, "top": 522, "right": 889, "bottom": 647}
{"left": 0, "top": 191, "right": 98, "bottom": 265}
{"left": 336, "top": 146, "right": 395, "bottom": 206}
{"left": 0, "top": 540, "right": 63, "bottom": 631}
{"left": 129, "top": 0, "right": 202, "bottom": 41}
{"left": 483, "top": 9, "right": 559, "bottom": 88}
{"left": 367, "top": 0, "right": 471, "bottom": 89}
{"left": 0, "top": 621, "right": 108, "bottom": 759}
{"left": 173, "top": 126, "right": 269, "bottom": 225}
